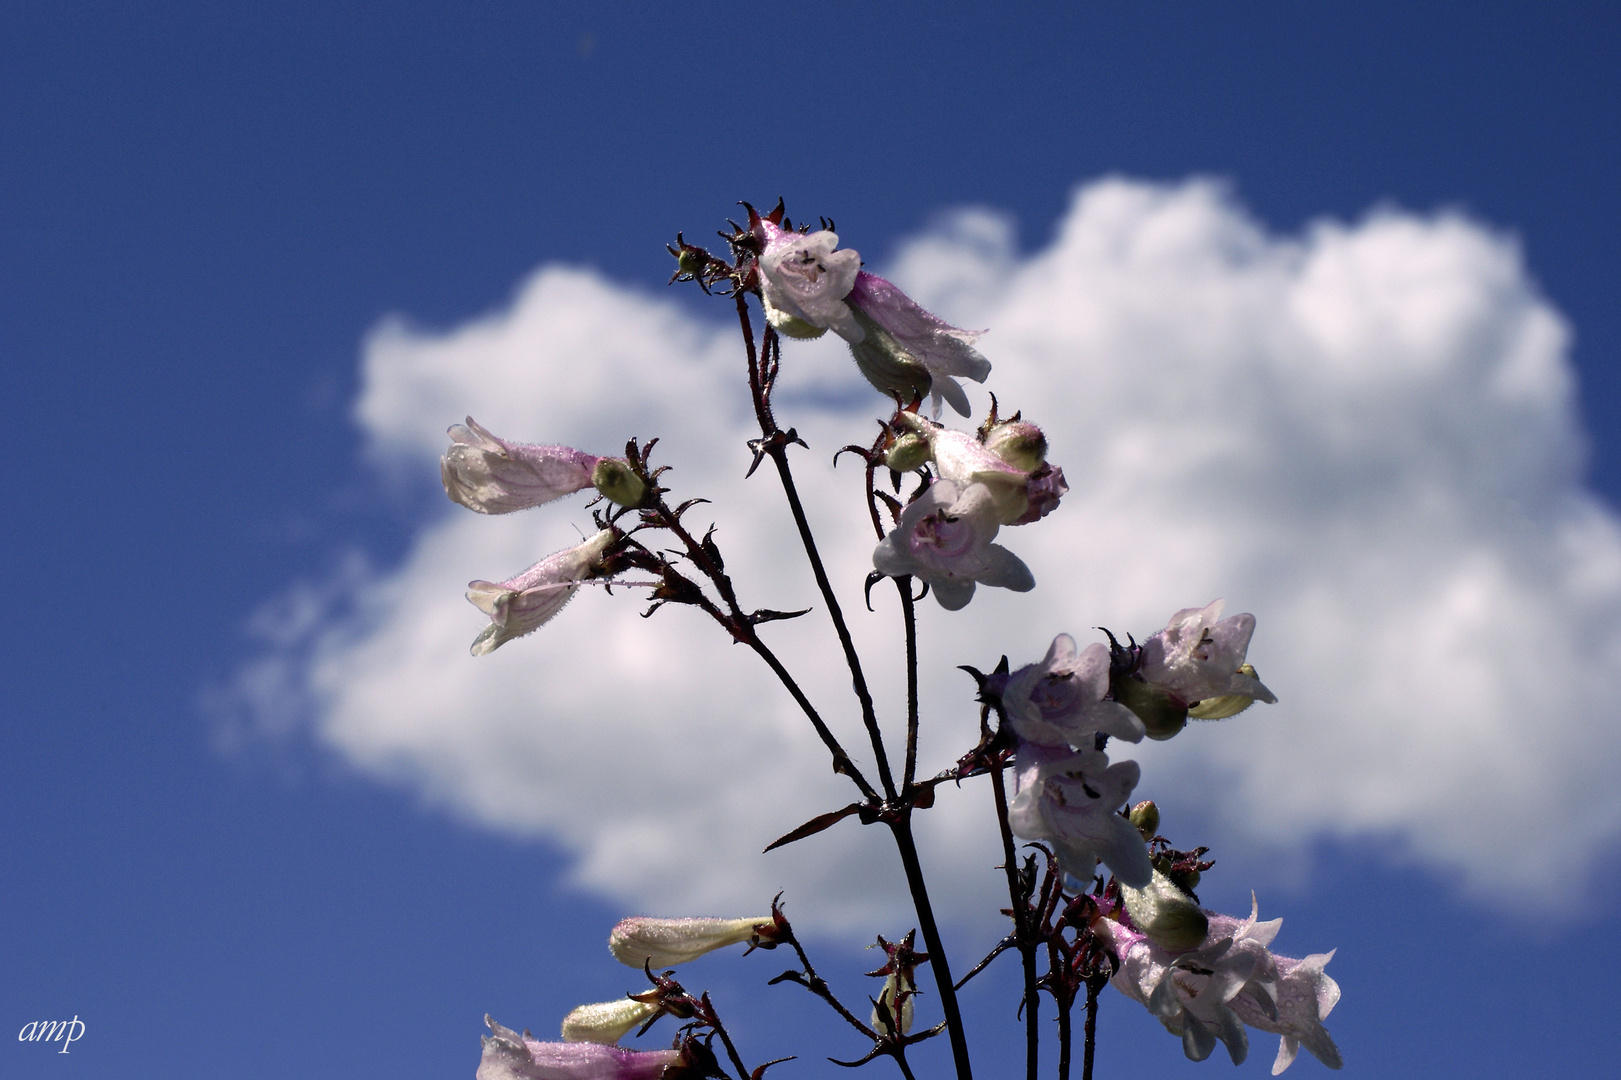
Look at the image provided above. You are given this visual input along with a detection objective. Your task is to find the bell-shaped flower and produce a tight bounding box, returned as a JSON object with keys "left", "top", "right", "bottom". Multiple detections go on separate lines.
{"left": 608, "top": 915, "right": 777, "bottom": 969}
{"left": 893, "top": 412, "right": 1068, "bottom": 526}
{"left": 843, "top": 271, "right": 991, "bottom": 417}
{"left": 466, "top": 530, "right": 615, "bottom": 656}
{"left": 1006, "top": 743, "right": 1151, "bottom": 887}
{"left": 442, "top": 418, "right": 602, "bottom": 515}
{"left": 1001, "top": 635, "right": 1145, "bottom": 747}
{"left": 560, "top": 999, "right": 661, "bottom": 1045}
{"left": 1101, "top": 897, "right": 1342, "bottom": 1073}
{"left": 872, "top": 480, "right": 1034, "bottom": 610}
{"left": 478, "top": 1016, "right": 676, "bottom": 1080}
{"left": 754, "top": 220, "right": 862, "bottom": 340}
{"left": 752, "top": 212, "right": 993, "bottom": 416}
{"left": 1138, "top": 600, "right": 1277, "bottom": 711}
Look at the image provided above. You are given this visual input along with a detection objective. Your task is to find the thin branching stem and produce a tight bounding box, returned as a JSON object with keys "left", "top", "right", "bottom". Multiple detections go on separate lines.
{"left": 888, "top": 816, "right": 973, "bottom": 1080}
{"left": 733, "top": 293, "right": 898, "bottom": 802}
{"left": 990, "top": 752, "right": 1040, "bottom": 1080}
{"left": 897, "top": 577, "right": 920, "bottom": 792}
{"left": 641, "top": 499, "right": 880, "bottom": 802}
{"left": 780, "top": 936, "right": 878, "bottom": 1039}
{"left": 1058, "top": 993, "right": 1073, "bottom": 1080}
{"left": 1081, "top": 975, "right": 1102, "bottom": 1080}
{"left": 701, "top": 995, "right": 753, "bottom": 1080}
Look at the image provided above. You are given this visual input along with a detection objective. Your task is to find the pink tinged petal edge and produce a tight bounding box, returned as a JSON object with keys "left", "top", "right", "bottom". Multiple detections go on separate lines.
{"left": 479, "top": 1016, "right": 677, "bottom": 1080}
{"left": 466, "top": 531, "right": 614, "bottom": 655}
{"left": 442, "top": 417, "right": 601, "bottom": 515}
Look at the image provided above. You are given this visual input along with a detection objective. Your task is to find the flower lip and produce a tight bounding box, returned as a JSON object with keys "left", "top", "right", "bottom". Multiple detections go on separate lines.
{"left": 466, "top": 530, "right": 616, "bottom": 655}
{"left": 872, "top": 479, "right": 1035, "bottom": 610}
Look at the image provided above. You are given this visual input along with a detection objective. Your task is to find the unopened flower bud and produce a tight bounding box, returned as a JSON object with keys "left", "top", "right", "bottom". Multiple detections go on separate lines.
{"left": 675, "top": 247, "right": 708, "bottom": 277}
{"left": 871, "top": 971, "right": 915, "bottom": 1036}
{"left": 560, "top": 998, "right": 660, "bottom": 1045}
{"left": 608, "top": 916, "right": 774, "bottom": 969}
{"left": 1129, "top": 801, "right": 1160, "bottom": 842}
{"left": 1122, "top": 870, "right": 1209, "bottom": 953}
{"left": 982, "top": 419, "right": 1048, "bottom": 472}
{"left": 591, "top": 458, "right": 646, "bottom": 507}
{"left": 1187, "top": 664, "right": 1264, "bottom": 719}
{"left": 883, "top": 432, "right": 931, "bottom": 472}
{"left": 1112, "top": 677, "right": 1189, "bottom": 741}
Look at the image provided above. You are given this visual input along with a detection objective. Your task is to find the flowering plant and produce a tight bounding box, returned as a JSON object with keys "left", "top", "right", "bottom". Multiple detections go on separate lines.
{"left": 447, "top": 200, "right": 1340, "bottom": 1079}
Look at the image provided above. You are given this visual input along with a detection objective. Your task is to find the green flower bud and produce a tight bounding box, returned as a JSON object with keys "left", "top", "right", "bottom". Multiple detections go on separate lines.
{"left": 884, "top": 432, "right": 932, "bottom": 472}
{"left": 982, "top": 420, "right": 1048, "bottom": 472}
{"left": 1129, "top": 800, "right": 1160, "bottom": 842}
{"left": 1123, "top": 870, "right": 1209, "bottom": 953}
{"left": 591, "top": 458, "right": 646, "bottom": 507}
{"left": 1113, "top": 677, "right": 1188, "bottom": 740}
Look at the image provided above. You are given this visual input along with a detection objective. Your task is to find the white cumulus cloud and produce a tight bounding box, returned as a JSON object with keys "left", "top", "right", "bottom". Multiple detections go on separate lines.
{"left": 221, "top": 178, "right": 1621, "bottom": 931}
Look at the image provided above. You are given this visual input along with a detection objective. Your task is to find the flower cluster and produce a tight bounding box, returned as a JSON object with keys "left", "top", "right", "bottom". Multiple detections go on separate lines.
{"left": 454, "top": 200, "right": 1341, "bottom": 1079}
{"left": 752, "top": 209, "right": 991, "bottom": 417}
{"left": 872, "top": 408, "right": 1069, "bottom": 609}
{"left": 1100, "top": 889, "right": 1342, "bottom": 1073}
{"left": 990, "top": 600, "right": 1275, "bottom": 888}
{"left": 439, "top": 418, "right": 650, "bottom": 655}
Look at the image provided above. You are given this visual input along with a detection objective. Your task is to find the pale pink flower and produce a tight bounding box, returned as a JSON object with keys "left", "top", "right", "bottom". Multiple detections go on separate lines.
{"left": 844, "top": 270, "right": 991, "bottom": 417}
{"left": 1001, "top": 635, "right": 1145, "bottom": 746}
{"left": 899, "top": 416, "right": 1058, "bottom": 520}
{"left": 442, "top": 418, "right": 601, "bottom": 515}
{"left": 1101, "top": 896, "right": 1343, "bottom": 1073}
{"left": 1007, "top": 743, "right": 1151, "bottom": 887}
{"left": 754, "top": 222, "right": 862, "bottom": 340}
{"left": 752, "top": 215, "right": 992, "bottom": 416}
{"left": 478, "top": 1016, "right": 675, "bottom": 1080}
{"left": 871, "top": 479, "right": 1034, "bottom": 609}
{"left": 465, "top": 530, "right": 615, "bottom": 656}
{"left": 1138, "top": 599, "right": 1277, "bottom": 711}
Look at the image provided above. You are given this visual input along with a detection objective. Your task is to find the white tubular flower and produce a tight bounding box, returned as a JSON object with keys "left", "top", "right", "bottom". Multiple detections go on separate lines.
{"left": 1101, "top": 897, "right": 1343, "bottom": 1074}
{"left": 872, "top": 480, "right": 1034, "bottom": 610}
{"left": 559, "top": 999, "right": 660, "bottom": 1045}
{"left": 1138, "top": 599, "right": 1278, "bottom": 712}
{"left": 465, "top": 530, "right": 614, "bottom": 656}
{"left": 755, "top": 221, "right": 862, "bottom": 340}
{"left": 844, "top": 271, "right": 991, "bottom": 418}
{"left": 1006, "top": 742, "right": 1151, "bottom": 888}
{"left": 441, "top": 418, "right": 602, "bottom": 515}
{"left": 752, "top": 210, "right": 992, "bottom": 416}
{"left": 607, "top": 915, "right": 775, "bottom": 969}
{"left": 1003, "top": 635, "right": 1146, "bottom": 747}
{"left": 478, "top": 1016, "right": 676, "bottom": 1080}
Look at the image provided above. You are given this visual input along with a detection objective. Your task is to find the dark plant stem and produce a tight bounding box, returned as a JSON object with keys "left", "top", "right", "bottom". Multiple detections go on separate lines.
{"left": 765, "top": 441, "right": 898, "bottom": 801}
{"left": 730, "top": 294, "right": 898, "bottom": 802}
{"left": 1057, "top": 995, "right": 1073, "bottom": 1080}
{"left": 896, "top": 578, "right": 920, "bottom": 792}
{"left": 643, "top": 500, "right": 879, "bottom": 802}
{"left": 990, "top": 757, "right": 1040, "bottom": 1080}
{"left": 701, "top": 994, "right": 753, "bottom": 1080}
{"left": 1082, "top": 974, "right": 1102, "bottom": 1080}
{"left": 888, "top": 816, "right": 973, "bottom": 1080}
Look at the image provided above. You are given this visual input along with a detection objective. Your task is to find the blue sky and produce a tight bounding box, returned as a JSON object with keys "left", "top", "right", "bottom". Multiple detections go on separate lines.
{"left": 3, "top": 3, "right": 1618, "bottom": 1078}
